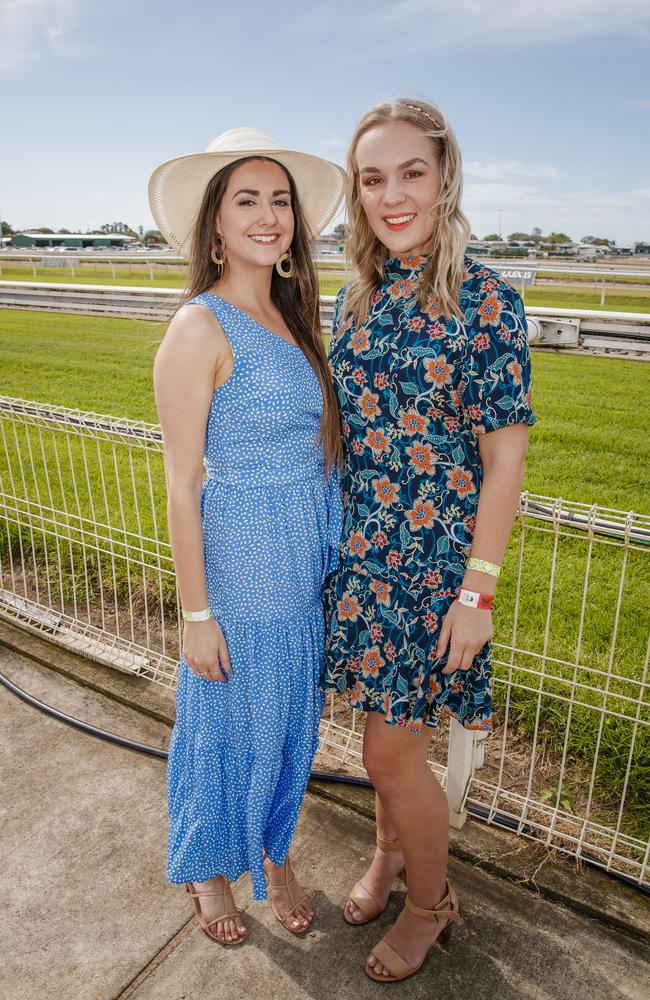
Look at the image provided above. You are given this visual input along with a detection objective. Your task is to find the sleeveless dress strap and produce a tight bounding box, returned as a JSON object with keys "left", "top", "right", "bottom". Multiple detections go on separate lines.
{"left": 186, "top": 292, "right": 243, "bottom": 352}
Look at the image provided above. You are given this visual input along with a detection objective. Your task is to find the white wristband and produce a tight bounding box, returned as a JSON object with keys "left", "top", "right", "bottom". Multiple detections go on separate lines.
{"left": 182, "top": 607, "right": 212, "bottom": 622}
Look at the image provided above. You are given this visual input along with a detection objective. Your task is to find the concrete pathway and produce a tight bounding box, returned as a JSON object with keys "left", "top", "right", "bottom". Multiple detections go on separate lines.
{"left": 1, "top": 644, "right": 648, "bottom": 1000}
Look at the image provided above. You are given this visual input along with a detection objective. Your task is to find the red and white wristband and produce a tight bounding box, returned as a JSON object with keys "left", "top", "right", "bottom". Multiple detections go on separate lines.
{"left": 457, "top": 588, "right": 494, "bottom": 610}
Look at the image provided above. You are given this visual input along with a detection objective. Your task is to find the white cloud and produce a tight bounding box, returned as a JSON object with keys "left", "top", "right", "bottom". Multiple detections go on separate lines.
{"left": 624, "top": 97, "right": 650, "bottom": 110}
{"left": 0, "top": 0, "right": 92, "bottom": 72}
{"left": 465, "top": 160, "right": 561, "bottom": 181}
{"left": 374, "top": 0, "right": 650, "bottom": 52}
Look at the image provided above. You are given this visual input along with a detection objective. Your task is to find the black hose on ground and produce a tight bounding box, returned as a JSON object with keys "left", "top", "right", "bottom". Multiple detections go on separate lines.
{"left": 1, "top": 667, "right": 647, "bottom": 899}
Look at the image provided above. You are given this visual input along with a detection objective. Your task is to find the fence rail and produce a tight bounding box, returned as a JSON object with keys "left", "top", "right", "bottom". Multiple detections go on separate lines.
{"left": 0, "top": 395, "right": 648, "bottom": 888}
{"left": 1, "top": 281, "right": 650, "bottom": 356}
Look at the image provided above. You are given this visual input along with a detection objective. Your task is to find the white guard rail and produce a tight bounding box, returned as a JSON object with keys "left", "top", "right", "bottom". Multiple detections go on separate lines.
{"left": 0, "top": 396, "right": 648, "bottom": 889}
{"left": 0, "top": 282, "right": 649, "bottom": 356}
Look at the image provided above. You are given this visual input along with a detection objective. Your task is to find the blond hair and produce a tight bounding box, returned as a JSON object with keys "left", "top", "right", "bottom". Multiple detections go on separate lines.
{"left": 344, "top": 98, "right": 471, "bottom": 325}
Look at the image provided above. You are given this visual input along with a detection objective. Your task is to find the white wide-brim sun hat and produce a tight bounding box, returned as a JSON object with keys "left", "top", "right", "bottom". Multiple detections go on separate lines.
{"left": 148, "top": 127, "right": 347, "bottom": 259}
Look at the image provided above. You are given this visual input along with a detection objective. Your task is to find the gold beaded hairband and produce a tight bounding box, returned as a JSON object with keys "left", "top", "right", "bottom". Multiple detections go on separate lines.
{"left": 400, "top": 102, "right": 447, "bottom": 133}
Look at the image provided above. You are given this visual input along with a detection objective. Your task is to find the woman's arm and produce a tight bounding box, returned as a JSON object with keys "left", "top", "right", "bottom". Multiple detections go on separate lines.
{"left": 153, "top": 304, "right": 233, "bottom": 681}
{"left": 436, "top": 423, "right": 529, "bottom": 674}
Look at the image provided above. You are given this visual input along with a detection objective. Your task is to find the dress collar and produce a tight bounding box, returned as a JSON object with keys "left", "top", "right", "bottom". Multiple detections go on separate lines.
{"left": 381, "top": 253, "right": 431, "bottom": 285}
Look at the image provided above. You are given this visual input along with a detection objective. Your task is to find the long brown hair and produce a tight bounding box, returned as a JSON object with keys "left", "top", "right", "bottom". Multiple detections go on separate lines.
{"left": 345, "top": 98, "right": 471, "bottom": 326}
{"left": 182, "top": 155, "right": 341, "bottom": 470}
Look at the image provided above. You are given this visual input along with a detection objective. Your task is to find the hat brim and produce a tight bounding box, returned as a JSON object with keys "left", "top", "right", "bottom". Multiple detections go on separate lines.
{"left": 148, "top": 147, "right": 346, "bottom": 259}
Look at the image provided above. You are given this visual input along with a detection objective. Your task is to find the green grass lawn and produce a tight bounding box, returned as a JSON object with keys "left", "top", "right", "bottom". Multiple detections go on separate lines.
{"left": 0, "top": 263, "right": 188, "bottom": 289}
{"left": 537, "top": 270, "right": 650, "bottom": 286}
{"left": 1, "top": 308, "right": 648, "bottom": 506}
{"left": 1, "top": 308, "right": 648, "bottom": 839}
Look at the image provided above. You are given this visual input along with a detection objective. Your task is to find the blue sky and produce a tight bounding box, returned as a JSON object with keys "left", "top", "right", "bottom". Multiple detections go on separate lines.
{"left": 2, "top": 0, "right": 649, "bottom": 244}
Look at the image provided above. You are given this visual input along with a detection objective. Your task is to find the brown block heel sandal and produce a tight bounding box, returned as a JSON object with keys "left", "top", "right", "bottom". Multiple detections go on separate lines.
{"left": 185, "top": 880, "right": 248, "bottom": 946}
{"left": 343, "top": 834, "right": 406, "bottom": 926}
{"left": 365, "top": 880, "right": 460, "bottom": 983}
{"left": 263, "top": 858, "right": 314, "bottom": 935}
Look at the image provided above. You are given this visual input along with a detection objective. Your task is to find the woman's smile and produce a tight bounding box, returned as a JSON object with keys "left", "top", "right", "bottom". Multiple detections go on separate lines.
{"left": 383, "top": 212, "right": 416, "bottom": 231}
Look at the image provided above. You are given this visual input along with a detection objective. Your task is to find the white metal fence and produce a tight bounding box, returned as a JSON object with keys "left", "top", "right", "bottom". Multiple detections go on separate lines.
{"left": 1, "top": 395, "right": 648, "bottom": 888}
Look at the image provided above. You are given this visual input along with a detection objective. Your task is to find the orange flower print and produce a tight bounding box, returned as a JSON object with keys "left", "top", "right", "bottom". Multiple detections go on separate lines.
{"left": 387, "top": 277, "right": 414, "bottom": 300}
{"left": 428, "top": 675, "right": 442, "bottom": 696}
{"left": 423, "top": 610, "right": 439, "bottom": 633}
{"left": 507, "top": 360, "right": 522, "bottom": 384}
{"left": 337, "top": 593, "right": 360, "bottom": 621}
{"left": 370, "top": 578, "right": 392, "bottom": 606}
{"left": 361, "top": 646, "right": 385, "bottom": 678}
{"left": 400, "top": 254, "right": 425, "bottom": 269}
{"left": 446, "top": 465, "right": 476, "bottom": 498}
{"left": 351, "top": 328, "right": 370, "bottom": 355}
{"left": 406, "top": 499, "right": 437, "bottom": 530}
{"left": 398, "top": 409, "right": 429, "bottom": 436}
{"left": 363, "top": 427, "right": 390, "bottom": 455}
{"left": 406, "top": 440, "right": 435, "bottom": 475}
{"left": 350, "top": 679, "right": 366, "bottom": 706}
{"left": 373, "top": 475, "right": 399, "bottom": 508}
{"left": 349, "top": 531, "right": 370, "bottom": 558}
{"left": 478, "top": 292, "right": 502, "bottom": 328}
{"left": 423, "top": 355, "right": 453, "bottom": 387}
{"left": 360, "top": 387, "right": 381, "bottom": 421}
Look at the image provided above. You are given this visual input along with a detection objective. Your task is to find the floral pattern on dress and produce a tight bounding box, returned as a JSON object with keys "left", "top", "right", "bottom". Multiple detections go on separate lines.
{"left": 322, "top": 255, "right": 536, "bottom": 734}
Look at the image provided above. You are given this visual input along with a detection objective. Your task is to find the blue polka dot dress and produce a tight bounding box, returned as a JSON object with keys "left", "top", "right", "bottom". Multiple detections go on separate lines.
{"left": 165, "top": 292, "right": 342, "bottom": 900}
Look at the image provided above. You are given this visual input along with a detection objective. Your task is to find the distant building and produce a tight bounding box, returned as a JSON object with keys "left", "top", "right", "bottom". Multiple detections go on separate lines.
{"left": 10, "top": 232, "right": 137, "bottom": 249}
{"left": 313, "top": 234, "right": 343, "bottom": 256}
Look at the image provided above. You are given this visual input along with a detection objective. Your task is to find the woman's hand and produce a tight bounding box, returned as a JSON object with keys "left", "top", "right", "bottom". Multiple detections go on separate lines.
{"left": 183, "top": 617, "right": 232, "bottom": 682}
{"left": 436, "top": 601, "right": 493, "bottom": 675}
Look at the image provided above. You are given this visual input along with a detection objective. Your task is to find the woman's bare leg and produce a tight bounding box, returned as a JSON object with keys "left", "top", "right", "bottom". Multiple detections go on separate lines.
{"left": 345, "top": 790, "right": 405, "bottom": 923}
{"left": 360, "top": 713, "right": 451, "bottom": 977}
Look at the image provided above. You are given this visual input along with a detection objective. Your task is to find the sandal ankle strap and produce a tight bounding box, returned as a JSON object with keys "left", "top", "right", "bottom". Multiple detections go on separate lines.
{"left": 376, "top": 834, "right": 402, "bottom": 852}
{"left": 405, "top": 882, "right": 459, "bottom": 922}
{"left": 186, "top": 881, "right": 229, "bottom": 899}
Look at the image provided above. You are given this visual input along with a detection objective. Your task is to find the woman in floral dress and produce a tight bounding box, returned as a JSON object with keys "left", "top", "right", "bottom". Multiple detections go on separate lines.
{"left": 324, "top": 99, "right": 536, "bottom": 982}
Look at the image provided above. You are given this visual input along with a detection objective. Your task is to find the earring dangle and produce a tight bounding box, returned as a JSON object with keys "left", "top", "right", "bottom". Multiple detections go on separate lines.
{"left": 275, "top": 249, "right": 295, "bottom": 279}
{"left": 210, "top": 242, "right": 226, "bottom": 274}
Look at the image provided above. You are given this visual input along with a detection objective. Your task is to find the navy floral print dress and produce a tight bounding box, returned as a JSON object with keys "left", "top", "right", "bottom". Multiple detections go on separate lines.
{"left": 323, "top": 254, "right": 536, "bottom": 734}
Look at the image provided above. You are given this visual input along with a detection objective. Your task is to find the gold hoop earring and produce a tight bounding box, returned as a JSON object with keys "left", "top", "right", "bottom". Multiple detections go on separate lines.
{"left": 211, "top": 236, "right": 226, "bottom": 273}
{"left": 275, "top": 249, "right": 295, "bottom": 279}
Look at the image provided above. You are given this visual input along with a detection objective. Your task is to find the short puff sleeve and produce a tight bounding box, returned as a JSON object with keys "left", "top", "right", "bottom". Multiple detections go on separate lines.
{"left": 460, "top": 281, "right": 537, "bottom": 435}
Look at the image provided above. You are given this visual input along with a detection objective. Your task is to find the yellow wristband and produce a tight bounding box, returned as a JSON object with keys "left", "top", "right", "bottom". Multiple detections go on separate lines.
{"left": 467, "top": 557, "right": 501, "bottom": 578}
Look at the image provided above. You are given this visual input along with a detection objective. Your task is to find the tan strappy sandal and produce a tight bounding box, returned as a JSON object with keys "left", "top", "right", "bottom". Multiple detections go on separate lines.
{"left": 343, "top": 834, "right": 406, "bottom": 926}
{"left": 263, "top": 857, "right": 313, "bottom": 935}
{"left": 185, "top": 879, "right": 248, "bottom": 946}
{"left": 365, "top": 880, "right": 460, "bottom": 982}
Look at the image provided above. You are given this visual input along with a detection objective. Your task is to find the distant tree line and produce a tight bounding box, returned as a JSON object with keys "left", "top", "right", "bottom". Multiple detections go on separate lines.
{"left": 480, "top": 229, "right": 617, "bottom": 246}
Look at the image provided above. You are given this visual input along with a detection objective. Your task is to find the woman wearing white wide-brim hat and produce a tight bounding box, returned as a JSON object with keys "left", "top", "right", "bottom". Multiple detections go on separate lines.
{"left": 152, "top": 128, "right": 345, "bottom": 945}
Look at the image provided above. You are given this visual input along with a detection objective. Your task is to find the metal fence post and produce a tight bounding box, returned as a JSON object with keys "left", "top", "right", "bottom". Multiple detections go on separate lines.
{"left": 447, "top": 717, "right": 476, "bottom": 829}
